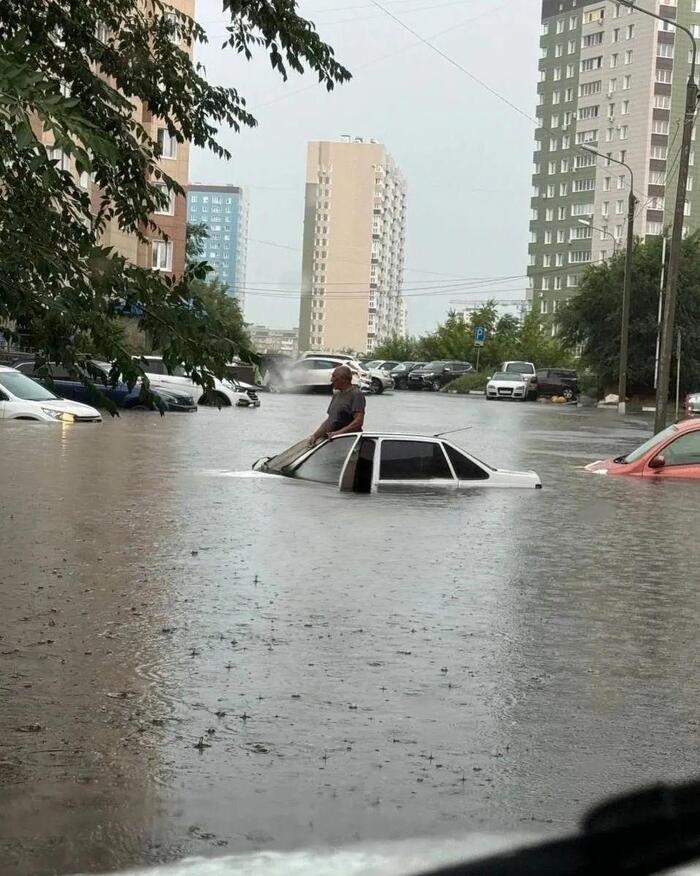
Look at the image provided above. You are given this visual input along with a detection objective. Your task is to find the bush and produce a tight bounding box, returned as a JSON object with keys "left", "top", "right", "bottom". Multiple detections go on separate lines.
{"left": 441, "top": 373, "right": 489, "bottom": 393}
{"left": 578, "top": 372, "right": 600, "bottom": 398}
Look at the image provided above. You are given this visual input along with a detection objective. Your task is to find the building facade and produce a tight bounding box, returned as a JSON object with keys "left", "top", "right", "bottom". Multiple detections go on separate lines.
{"left": 187, "top": 184, "right": 249, "bottom": 308}
{"left": 298, "top": 138, "right": 407, "bottom": 355}
{"left": 249, "top": 325, "right": 299, "bottom": 357}
{"left": 528, "top": 0, "right": 700, "bottom": 323}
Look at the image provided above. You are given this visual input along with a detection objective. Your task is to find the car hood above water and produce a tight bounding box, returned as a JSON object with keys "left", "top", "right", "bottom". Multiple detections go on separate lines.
{"left": 39, "top": 398, "right": 101, "bottom": 416}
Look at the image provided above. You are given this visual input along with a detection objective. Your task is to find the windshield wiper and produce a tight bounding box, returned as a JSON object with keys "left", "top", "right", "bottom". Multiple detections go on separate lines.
{"left": 612, "top": 455, "right": 628, "bottom": 464}
{"left": 422, "top": 778, "right": 700, "bottom": 876}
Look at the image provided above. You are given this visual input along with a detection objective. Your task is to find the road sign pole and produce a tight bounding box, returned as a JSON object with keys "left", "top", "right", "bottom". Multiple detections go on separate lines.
{"left": 475, "top": 346, "right": 481, "bottom": 372}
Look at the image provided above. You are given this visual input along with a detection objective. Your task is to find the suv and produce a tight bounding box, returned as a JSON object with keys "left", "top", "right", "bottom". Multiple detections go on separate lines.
{"left": 501, "top": 361, "right": 538, "bottom": 400}
{"left": 536, "top": 368, "right": 579, "bottom": 400}
{"left": 408, "top": 360, "right": 474, "bottom": 391}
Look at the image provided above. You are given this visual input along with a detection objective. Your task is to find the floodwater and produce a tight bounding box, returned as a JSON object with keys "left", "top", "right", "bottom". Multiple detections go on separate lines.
{"left": 1, "top": 393, "right": 698, "bottom": 876}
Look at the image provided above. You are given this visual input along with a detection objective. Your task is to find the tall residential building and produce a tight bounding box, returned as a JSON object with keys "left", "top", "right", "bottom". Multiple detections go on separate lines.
{"left": 187, "top": 184, "right": 249, "bottom": 307}
{"left": 298, "top": 137, "right": 407, "bottom": 354}
{"left": 249, "top": 325, "right": 299, "bottom": 357}
{"left": 528, "top": 1, "right": 699, "bottom": 322}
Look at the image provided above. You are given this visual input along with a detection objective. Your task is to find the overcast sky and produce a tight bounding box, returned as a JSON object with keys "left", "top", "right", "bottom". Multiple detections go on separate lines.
{"left": 191, "top": 0, "right": 542, "bottom": 333}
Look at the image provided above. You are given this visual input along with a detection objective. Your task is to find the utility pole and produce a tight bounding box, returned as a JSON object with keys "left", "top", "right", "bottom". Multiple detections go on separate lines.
{"left": 653, "top": 235, "right": 667, "bottom": 389}
{"left": 614, "top": 3, "right": 698, "bottom": 431}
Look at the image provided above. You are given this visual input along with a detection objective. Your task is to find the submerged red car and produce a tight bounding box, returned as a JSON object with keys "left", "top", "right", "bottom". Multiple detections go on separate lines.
{"left": 585, "top": 418, "right": 700, "bottom": 479}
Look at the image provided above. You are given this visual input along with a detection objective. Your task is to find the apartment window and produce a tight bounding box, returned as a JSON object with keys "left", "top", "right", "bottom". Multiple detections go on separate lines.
{"left": 533, "top": 162, "right": 541, "bottom": 175}
{"left": 685, "top": 200, "right": 692, "bottom": 216}
{"left": 609, "top": 77, "right": 617, "bottom": 92}
{"left": 556, "top": 252, "right": 565, "bottom": 266}
{"left": 612, "top": 28, "right": 620, "bottom": 43}
{"left": 647, "top": 221, "right": 664, "bottom": 235}
{"left": 657, "top": 43, "right": 674, "bottom": 59}
{"left": 154, "top": 183, "right": 175, "bottom": 215}
{"left": 543, "top": 253, "right": 552, "bottom": 267}
{"left": 626, "top": 24, "right": 634, "bottom": 39}
{"left": 560, "top": 158, "right": 569, "bottom": 173}
{"left": 564, "top": 110, "right": 574, "bottom": 126}
{"left": 652, "top": 119, "right": 669, "bottom": 135}
{"left": 556, "top": 18, "right": 565, "bottom": 33}
{"left": 47, "top": 146, "right": 68, "bottom": 170}
{"left": 656, "top": 69, "right": 672, "bottom": 84}
{"left": 615, "top": 225, "right": 623, "bottom": 240}
{"left": 558, "top": 206, "right": 567, "bottom": 220}
{"left": 649, "top": 196, "right": 665, "bottom": 211}
{"left": 559, "top": 182, "right": 568, "bottom": 196}
{"left": 571, "top": 203, "right": 594, "bottom": 216}
{"left": 566, "top": 64, "right": 575, "bottom": 78}
{"left": 695, "top": 2, "right": 700, "bottom": 13}
{"left": 583, "top": 8, "right": 604, "bottom": 25}
{"left": 550, "top": 138, "right": 559, "bottom": 151}
{"left": 190, "top": 194, "right": 198, "bottom": 203}
{"left": 621, "top": 100, "right": 630, "bottom": 114}
{"left": 554, "top": 277, "right": 563, "bottom": 291}
{"left": 565, "top": 87, "right": 575, "bottom": 101}
{"left": 613, "top": 2, "right": 621, "bottom": 17}
{"left": 616, "top": 199, "right": 624, "bottom": 214}
{"left": 610, "top": 53, "right": 619, "bottom": 68}
{"left": 556, "top": 229, "right": 566, "bottom": 244}
{"left": 542, "top": 278, "right": 550, "bottom": 292}
{"left": 151, "top": 240, "right": 173, "bottom": 271}
{"left": 608, "top": 102, "right": 615, "bottom": 119}
{"left": 157, "top": 127, "right": 177, "bottom": 159}
{"left": 542, "top": 22, "right": 550, "bottom": 35}
{"left": 574, "top": 153, "right": 596, "bottom": 169}
{"left": 623, "top": 75, "right": 631, "bottom": 89}
{"left": 529, "top": 230, "right": 537, "bottom": 244}
{"left": 552, "top": 90, "right": 561, "bottom": 104}
{"left": 649, "top": 170, "right": 666, "bottom": 185}
{"left": 619, "top": 149, "right": 626, "bottom": 164}
{"left": 567, "top": 274, "right": 578, "bottom": 288}
{"left": 624, "top": 50, "right": 633, "bottom": 64}
{"left": 602, "top": 200, "right": 609, "bottom": 217}
{"left": 555, "top": 43, "right": 563, "bottom": 58}
{"left": 569, "top": 250, "right": 592, "bottom": 264}
{"left": 582, "top": 32, "right": 603, "bottom": 48}
{"left": 578, "top": 105, "right": 599, "bottom": 120}
{"left": 531, "top": 208, "right": 539, "bottom": 220}
{"left": 548, "top": 160, "right": 557, "bottom": 174}
{"left": 651, "top": 144, "right": 668, "bottom": 159}
{"left": 579, "top": 80, "right": 602, "bottom": 97}
{"left": 545, "top": 230, "right": 553, "bottom": 244}
{"left": 575, "top": 129, "right": 598, "bottom": 144}
{"left": 573, "top": 178, "right": 596, "bottom": 192}
{"left": 553, "top": 67, "right": 562, "bottom": 81}
{"left": 581, "top": 57, "right": 603, "bottom": 72}
{"left": 619, "top": 125, "right": 628, "bottom": 140}
{"left": 568, "top": 40, "right": 576, "bottom": 53}
{"left": 547, "top": 184, "right": 556, "bottom": 197}
{"left": 541, "top": 298, "right": 549, "bottom": 314}
{"left": 562, "top": 134, "right": 571, "bottom": 149}
{"left": 605, "top": 127, "right": 615, "bottom": 142}
{"left": 551, "top": 114, "right": 560, "bottom": 128}
{"left": 546, "top": 207, "right": 555, "bottom": 221}
{"left": 570, "top": 15, "right": 577, "bottom": 30}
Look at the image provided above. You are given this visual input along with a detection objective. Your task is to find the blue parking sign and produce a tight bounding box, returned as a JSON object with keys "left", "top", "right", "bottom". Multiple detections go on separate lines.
{"left": 474, "top": 326, "right": 486, "bottom": 346}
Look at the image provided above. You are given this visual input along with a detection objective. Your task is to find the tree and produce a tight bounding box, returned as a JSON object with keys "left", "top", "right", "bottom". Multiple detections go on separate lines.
{"left": 559, "top": 234, "right": 700, "bottom": 395}
{"left": 0, "top": 0, "right": 350, "bottom": 393}
{"left": 371, "top": 334, "right": 422, "bottom": 361}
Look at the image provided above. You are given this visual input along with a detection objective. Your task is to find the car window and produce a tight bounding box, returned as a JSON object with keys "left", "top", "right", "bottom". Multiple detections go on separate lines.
{"left": 624, "top": 424, "right": 677, "bottom": 463}
{"left": 661, "top": 431, "right": 700, "bottom": 466}
{"left": 504, "top": 362, "right": 534, "bottom": 374}
{"left": 307, "top": 360, "right": 337, "bottom": 370}
{"left": 379, "top": 440, "right": 453, "bottom": 480}
{"left": 292, "top": 436, "right": 355, "bottom": 484}
{"left": 138, "top": 359, "right": 165, "bottom": 375}
{"left": 443, "top": 444, "right": 490, "bottom": 480}
{"left": 0, "top": 372, "right": 59, "bottom": 401}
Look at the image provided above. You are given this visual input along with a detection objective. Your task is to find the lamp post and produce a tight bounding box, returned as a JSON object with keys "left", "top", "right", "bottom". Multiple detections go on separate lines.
{"left": 577, "top": 218, "right": 618, "bottom": 255}
{"left": 581, "top": 144, "right": 636, "bottom": 414}
{"left": 613, "top": 1, "right": 698, "bottom": 430}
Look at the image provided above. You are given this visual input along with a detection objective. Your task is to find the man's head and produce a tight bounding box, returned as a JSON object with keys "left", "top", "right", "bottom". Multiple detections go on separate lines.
{"left": 331, "top": 365, "right": 353, "bottom": 391}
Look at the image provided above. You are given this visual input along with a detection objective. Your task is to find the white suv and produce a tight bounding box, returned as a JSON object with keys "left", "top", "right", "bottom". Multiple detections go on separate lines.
{"left": 133, "top": 356, "right": 260, "bottom": 407}
{"left": 0, "top": 366, "right": 102, "bottom": 423}
{"left": 500, "top": 361, "right": 538, "bottom": 401}
{"left": 278, "top": 356, "right": 372, "bottom": 393}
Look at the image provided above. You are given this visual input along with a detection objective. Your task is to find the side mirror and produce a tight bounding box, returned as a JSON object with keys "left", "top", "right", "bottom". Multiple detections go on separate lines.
{"left": 648, "top": 455, "right": 666, "bottom": 470}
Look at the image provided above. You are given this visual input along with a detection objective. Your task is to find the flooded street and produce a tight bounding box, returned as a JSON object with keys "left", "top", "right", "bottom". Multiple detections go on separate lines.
{"left": 1, "top": 393, "right": 698, "bottom": 876}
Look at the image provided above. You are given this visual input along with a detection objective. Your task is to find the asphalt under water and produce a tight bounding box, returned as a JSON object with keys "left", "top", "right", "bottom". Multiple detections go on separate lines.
{"left": 1, "top": 393, "right": 698, "bottom": 876}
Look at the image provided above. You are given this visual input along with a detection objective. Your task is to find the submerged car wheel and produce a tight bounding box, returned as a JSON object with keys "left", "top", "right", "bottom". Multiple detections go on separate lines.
{"left": 432, "top": 380, "right": 441, "bottom": 392}
{"left": 562, "top": 387, "right": 574, "bottom": 400}
{"left": 199, "top": 391, "right": 231, "bottom": 407}
{"left": 371, "top": 377, "right": 384, "bottom": 395}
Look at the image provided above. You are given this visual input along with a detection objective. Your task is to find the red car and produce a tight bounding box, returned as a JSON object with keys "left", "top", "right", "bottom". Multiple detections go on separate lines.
{"left": 585, "top": 418, "right": 700, "bottom": 479}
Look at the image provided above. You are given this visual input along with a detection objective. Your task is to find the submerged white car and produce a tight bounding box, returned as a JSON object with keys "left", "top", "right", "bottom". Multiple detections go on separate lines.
{"left": 0, "top": 366, "right": 102, "bottom": 423}
{"left": 486, "top": 371, "right": 528, "bottom": 401}
{"left": 253, "top": 432, "right": 541, "bottom": 491}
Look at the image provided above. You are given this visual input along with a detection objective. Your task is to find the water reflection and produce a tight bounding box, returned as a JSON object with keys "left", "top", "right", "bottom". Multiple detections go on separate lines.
{"left": 0, "top": 398, "right": 697, "bottom": 875}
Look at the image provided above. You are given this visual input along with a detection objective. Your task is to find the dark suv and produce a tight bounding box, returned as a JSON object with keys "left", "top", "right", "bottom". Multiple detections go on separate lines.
{"left": 536, "top": 368, "right": 579, "bottom": 400}
{"left": 407, "top": 360, "right": 474, "bottom": 391}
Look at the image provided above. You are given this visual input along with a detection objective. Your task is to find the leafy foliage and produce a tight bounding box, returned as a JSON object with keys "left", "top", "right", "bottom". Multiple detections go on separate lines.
{"left": 0, "top": 0, "right": 349, "bottom": 395}
{"left": 373, "top": 303, "right": 573, "bottom": 372}
{"left": 441, "top": 372, "right": 489, "bottom": 393}
{"left": 559, "top": 235, "right": 700, "bottom": 395}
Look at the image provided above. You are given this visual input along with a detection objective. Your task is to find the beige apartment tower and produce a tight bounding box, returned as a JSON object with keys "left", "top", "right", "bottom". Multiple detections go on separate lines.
{"left": 298, "top": 138, "right": 407, "bottom": 354}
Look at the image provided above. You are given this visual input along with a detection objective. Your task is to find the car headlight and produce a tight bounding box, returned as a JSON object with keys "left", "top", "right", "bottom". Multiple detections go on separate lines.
{"left": 41, "top": 407, "right": 75, "bottom": 422}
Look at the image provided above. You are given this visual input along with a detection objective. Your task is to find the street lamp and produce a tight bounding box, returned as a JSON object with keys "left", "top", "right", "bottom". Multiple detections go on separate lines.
{"left": 577, "top": 218, "right": 617, "bottom": 255}
{"left": 581, "top": 144, "right": 636, "bottom": 415}
{"left": 612, "top": 1, "right": 698, "bottom": 431}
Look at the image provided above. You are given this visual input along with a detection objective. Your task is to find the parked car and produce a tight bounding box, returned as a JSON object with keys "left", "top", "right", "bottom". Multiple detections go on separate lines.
{"left": 485, "top": 371, "right": 528, "bottom": 401}
{"left": 252, "top": 432, "right": 541, "bottom": 491}
{"left": 0, "top": 366, "right": 102, "bottom": 423}
{"left": 297, "top": 352, "right": 393, "bottom": 394}
{"left": 389, "top": 362, "right": 425, "bottom": 390}
{"left": 536, "top": 368, "right": 579, "bottom": 400}
{"left": 407, "top": 360, "right": 473, "bottom": 391}
{"left": 361, "top": 359, "right": 401, "bottom": 373}
{"left": 684, "top": 391, "right": 700, "bottom": 418}
{"left": 500, "top": 361, "right": 538, "bottom": 400}
{"left": 585, "top": 418, "right": 700, "bottom": 479}
{"left": 12, "top": 359, "right": 197, "bottom": 412}
{"left": 133, "top": 356, "right": 260, "bottom": 407}
{"left": 276, "top": 356, "right": 372, "bottom": 394}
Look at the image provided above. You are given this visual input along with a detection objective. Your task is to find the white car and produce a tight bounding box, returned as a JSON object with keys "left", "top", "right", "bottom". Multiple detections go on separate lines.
{"left": 500, "top": 360, "right": 538, "bottom": 400}
{"left": 133, "top": 356, "right": 260, "bottom": 407}
{"left": 0, "top": 366, "right": 102, "bottom": 423}
{"left": 297, "top": 352, "right": 393, "bottom": 394}
{"left": 486, "top": 371, "right": 528, "bottom": 401}
{"left": 276, "top": 355, "right": 373, "bottom": 393}
{"left": 252, "top": 432, "right": 542, "bottom": 491}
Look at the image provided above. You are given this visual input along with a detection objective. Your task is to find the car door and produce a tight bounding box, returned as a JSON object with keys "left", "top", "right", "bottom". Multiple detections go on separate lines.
{"left": 536, "top": 369, "right": 552, "bottom": 395}
{"left": 642, "top": 429, "right": 700, "bottom": 479}
{"left": 375, "top": 438, "right": 457, "bottom": 489}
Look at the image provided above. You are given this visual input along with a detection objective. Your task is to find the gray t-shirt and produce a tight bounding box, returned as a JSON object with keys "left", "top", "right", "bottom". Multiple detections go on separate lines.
{"left": 327, "top": 388, "right": 366, "bottom": 431}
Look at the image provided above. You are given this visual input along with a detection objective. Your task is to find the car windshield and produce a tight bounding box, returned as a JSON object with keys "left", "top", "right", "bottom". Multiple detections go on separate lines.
{"left": 0, "top": 372, "right": 60, "bottom": 401}
{"left": 622, "top": 424, "right": 679, "bottom": 463}
{"left": 424, "top": 361, "right": 446, "bottom": 370}
{"left": 504, "top": 362, "right": 534, "bottom": 374}
{"left": 363, "top": 360, "right": 381, "bottom": 369}
{"left": 492, "top": 372, "right": 522, "bottom": 381}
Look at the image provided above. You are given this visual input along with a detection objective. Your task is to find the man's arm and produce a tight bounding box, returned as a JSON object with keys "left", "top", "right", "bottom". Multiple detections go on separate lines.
{"left": 327, "top": 410, "right": 364, "bottom": 438}
{"left": 308, "top": 418, "right": 331, "bottom": 445}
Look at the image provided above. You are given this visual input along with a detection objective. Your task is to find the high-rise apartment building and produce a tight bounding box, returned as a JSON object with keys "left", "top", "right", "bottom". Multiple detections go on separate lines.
{"left": 528, "top": 1, "right": 700, "bottom": 321}
{"left": 298, "top": 138, "right": 407, "bottom": 354}
{"left": 187, "top": 184, "right": 249, "bottom": 307}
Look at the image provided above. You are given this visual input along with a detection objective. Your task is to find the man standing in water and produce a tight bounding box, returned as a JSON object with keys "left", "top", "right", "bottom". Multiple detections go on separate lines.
{"left": 308, "top": 365, "right": 366, "bottom": 444}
